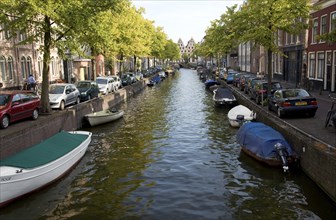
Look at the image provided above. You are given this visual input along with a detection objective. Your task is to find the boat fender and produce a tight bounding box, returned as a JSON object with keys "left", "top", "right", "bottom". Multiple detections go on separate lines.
{"left": 274, "top": 143, "right": 289, "bottom": 172}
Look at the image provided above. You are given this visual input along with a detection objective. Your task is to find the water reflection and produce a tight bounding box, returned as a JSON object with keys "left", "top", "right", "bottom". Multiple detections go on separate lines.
{"left": 0, "top": 69, "right": 335, "bottom": 220}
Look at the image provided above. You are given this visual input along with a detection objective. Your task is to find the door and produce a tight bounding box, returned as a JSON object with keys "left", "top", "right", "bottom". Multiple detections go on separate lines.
{"left": 80, "top": 67, "right": 86, "bottom": 81}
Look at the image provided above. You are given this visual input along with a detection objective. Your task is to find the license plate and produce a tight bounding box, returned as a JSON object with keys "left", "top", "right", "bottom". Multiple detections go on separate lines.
{"left": 295, "top": 101, "right": 307, "bottom": 106}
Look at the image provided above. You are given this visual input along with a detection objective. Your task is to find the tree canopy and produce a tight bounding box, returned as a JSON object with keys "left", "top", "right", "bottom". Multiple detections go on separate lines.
{"left": 0, "top": 0, "right": 179, "bottom": 113}
{"left": 199, "top": 0, "right": 312, "bottom": 95}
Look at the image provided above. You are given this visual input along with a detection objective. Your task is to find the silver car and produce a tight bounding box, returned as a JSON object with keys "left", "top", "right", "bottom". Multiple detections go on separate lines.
{"left": 49, "top": 83, "right": 80, "bottom": 110}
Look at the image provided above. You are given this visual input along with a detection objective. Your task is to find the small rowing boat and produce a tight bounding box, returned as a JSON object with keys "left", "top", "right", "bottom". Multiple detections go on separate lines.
{"left": 85, "top": 109, "right": 124, "bottom": 126}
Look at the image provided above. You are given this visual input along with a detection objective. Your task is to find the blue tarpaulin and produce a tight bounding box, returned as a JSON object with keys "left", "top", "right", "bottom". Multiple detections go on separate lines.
{"left": 236, "top": 122, "right": 294, "bottom": 160}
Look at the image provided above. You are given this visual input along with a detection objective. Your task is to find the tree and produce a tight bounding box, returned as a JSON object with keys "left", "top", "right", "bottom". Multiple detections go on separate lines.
{"left": 0, "top": 0, "right": 127, "bottom": 113}
{"left": 233, "top": 0, "right": 311, "bottom": 95}
{"left": 163, "top": 39, "right": 181, "bottom": 62}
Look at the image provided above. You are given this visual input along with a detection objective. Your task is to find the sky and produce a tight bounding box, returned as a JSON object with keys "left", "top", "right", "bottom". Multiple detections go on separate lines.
{"left": 132, "top": 0, "right": 244, "bottom": 44}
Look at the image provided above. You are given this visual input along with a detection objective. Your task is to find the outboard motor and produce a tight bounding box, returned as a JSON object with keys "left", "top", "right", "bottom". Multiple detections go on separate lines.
{"left": 236, "top": 114, "right": 245, "bottom": 126}
{"left": 274, "top": 142, "right": 289, "bottom": 172}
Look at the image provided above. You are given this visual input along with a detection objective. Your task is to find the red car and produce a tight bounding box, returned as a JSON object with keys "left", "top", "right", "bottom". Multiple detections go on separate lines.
{"left": 0, "top": 90, "right": 41, "bottom": 128}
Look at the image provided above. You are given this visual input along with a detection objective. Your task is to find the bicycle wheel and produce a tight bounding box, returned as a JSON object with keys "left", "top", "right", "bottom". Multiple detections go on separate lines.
{"left": 324, "top": 111, "right": 332, "bottom": 128}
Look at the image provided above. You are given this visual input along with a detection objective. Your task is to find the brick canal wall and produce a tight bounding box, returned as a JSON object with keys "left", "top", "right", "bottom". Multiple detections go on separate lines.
{"left": 231, "top": 88, "right": 336, "bottom": 203}
{"left": 0, "top": 80, "right": 147, "bottom": 160}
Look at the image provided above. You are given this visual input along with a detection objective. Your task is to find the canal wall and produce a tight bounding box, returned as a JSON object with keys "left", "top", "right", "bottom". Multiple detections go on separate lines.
{"left": 0, "top": 80, "right": 147, "bottom": 160}
{"left": 230, "top": 87, "right": 336, "bottom": 203}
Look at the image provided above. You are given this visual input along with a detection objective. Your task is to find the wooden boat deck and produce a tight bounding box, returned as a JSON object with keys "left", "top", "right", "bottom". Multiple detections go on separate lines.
{"left": 0, "top": 131, "right": 88, "bottom": 169}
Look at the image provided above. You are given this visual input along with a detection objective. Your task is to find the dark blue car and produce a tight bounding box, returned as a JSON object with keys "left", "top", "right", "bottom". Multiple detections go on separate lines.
{"left": 268, "top": 88, "right": 318, "bottom": 118}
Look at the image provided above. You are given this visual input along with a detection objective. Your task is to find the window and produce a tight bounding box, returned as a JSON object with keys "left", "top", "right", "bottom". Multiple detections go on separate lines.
{"left": 21, "top": 56, "right": 27, "bottom": 79}
{"left": 331, "top": 12, "right": 336, "bottom": 32}
{"left": 8, "top": 56, "right": 13, "bottom": 80}
{"left": 320, "top": 16, "right": 327, "bottom": 41}
{"left": 317, "top": 52, "right": 324, "bottom": 79}
{"left": 38, "top": 57, "right": 42, "bottom": 77}
{"left": 0, "top": 24, "right": 4, "bottom": 40}
{"left": 312, "top": 18, "right": 318, "bottom": 43}
{"left": 309, "top": 53, "right": 315, "bottom": 78}
{"left": 50, "top": 56, "right": 55, "bottom": 76}
{"left": 0, "top": 56, "right": 6, "bottom": 81}
{"left": 27, "top": 56, "right": 32, "bottom": 76}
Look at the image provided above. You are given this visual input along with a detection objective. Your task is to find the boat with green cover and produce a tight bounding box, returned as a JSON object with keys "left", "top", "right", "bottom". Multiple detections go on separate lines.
{"left": 0, "top": 130, "right": 92, "bottom": 207}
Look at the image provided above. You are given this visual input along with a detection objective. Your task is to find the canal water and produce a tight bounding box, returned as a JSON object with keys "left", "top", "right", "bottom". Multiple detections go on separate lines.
{"left": 1, "top": 69, "right": 336, "bottom": 219}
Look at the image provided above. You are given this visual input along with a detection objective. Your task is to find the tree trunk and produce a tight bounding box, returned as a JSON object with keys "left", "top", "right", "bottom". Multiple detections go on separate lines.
{"left": 134, "top": 55, "right": 137, "bottom": 71}
{"left": 267, "top": 48, "right": 272, "bottom": 97}
{"left": 40, "top": 16, "right": 52, "bottom": 114}
{"left": 119, "top": 53, "right": 123, "bottom": 76}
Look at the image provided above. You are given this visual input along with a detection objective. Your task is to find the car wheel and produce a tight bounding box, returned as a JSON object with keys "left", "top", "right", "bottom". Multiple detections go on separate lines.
{"left": 60, "top": 100, "right": 65, "bottom": 111}
{"left": 76, "top": 97, "right": 80, "bottom": 104}
{"left": 308, "top": 112, "right": 316, "bottom": 117}
{"left": 1, "top": 115, "right": 9, "bottom": 128}
{"left": 277, "top": 108, "right": 284, "bottom": 118}
{"left": 32, "top": 109, "right": 39, "bottom": 120}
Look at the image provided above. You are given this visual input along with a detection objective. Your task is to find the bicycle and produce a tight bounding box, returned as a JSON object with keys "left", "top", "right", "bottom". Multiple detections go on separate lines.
{"left": 324, "top": 94, "right": 336, "bottom": 129}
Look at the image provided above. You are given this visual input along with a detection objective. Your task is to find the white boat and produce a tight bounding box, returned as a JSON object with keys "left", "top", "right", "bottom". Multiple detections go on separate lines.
{"left": 0, "top": 130, "right": 92, "bottom": 207}
{"left": 228, "top": 105, "right": 256, "bottom": 127}
{"left": 85, "top": 109, "right": 124, "bottom": 126}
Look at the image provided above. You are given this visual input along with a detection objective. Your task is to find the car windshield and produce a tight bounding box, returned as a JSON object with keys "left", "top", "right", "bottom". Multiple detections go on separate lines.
{"left": 263, "top": 83, "right": 281, "bottom": 90}
{"left": 76, "top": 82, "right": 90, "bottom": 88}
{"left": 122, "top": 75, "right": 128, "bottom": 79}
{"left": 96, "top": 78, "right": 107, "bottom": 84}
{"left": 0, "top": 94, "right": 10, "bottom": 106}
{"left": 49, "top": 85, "right": 65, "bottom": 94}
{"left": 283, "top": 89, "right": 310, "bottom": 98}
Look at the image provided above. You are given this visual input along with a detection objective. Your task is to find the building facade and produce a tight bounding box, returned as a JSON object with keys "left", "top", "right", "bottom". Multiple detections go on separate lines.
{"left": 306, "top": 0, "right": 336, "bottom": 92}
{"left": 0, "top": 26, "right": 105, "bottom": 89}
{"left": 177, "top": 38, "right": 196, "bottom": 62}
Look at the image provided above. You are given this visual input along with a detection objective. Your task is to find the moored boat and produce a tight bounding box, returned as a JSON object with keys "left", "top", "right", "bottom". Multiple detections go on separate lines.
{"left": 147, "top": 75, "right": 161, "bottom": 87}
{"left": 213, "top": 87, "right": 237, "bottom": 106}
{"left": 0, "top": 130, "right": 92, "bottom": 207}
{"left": 85, "top": 109, "right": 124, "bottom": 126}
{"left": 228, "top": 105, "right": 255, "bottom": 127}
{"left": 204, "top": 79, "right": 219, "bottom": 88}
{"left": 236, "top": 122, "right": 298, "bottom": 172}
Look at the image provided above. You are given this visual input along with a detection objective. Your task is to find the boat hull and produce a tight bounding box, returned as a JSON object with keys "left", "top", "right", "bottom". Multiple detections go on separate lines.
{"left": 0, "top": 131, "right": 92, "bottom": 207}
{"left": 228, "top": 105, "right": 255, "bottom": 127}
{"left": 85, "top": 110, "right": 124, "bottom": 126}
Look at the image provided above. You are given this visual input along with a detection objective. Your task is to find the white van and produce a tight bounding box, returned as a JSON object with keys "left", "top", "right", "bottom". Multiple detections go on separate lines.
{"left": 96, "top": 77, "right": 115, "bottom": 95}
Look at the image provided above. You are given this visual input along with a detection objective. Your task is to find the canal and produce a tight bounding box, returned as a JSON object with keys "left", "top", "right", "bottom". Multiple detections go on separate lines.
{"left": 1, "top": 69, "right": 336, "bottom": 219}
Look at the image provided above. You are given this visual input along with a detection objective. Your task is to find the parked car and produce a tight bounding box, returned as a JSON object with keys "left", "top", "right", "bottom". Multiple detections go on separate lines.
{"left": 268, "top": 88, "right": 318, "bottom": 118}
{"left": 251, "top": 81, "right": 282, "bottom": 104}
{"left": 75, "top": 80, "right": 99, "bottom": 101}
{"left": 224, "top": 69, "right": 238, "bottom": 80}
{"left": 128, "top": 73, "right": 137, "bottom": 84}
{"left": 226, "top": 71, "right": 238, "bottom": 84}
{"left": 96, "top": 76, "right": 115, "bottom": 94}
{"left": 121, "top": 74, "right": 132, "bottom": 86}
{"left": 244, "top": 77, "right": 261, "bottom": 94}
{"left": 0, "top": 90, "right": 40, "bottom": 128}
{"left": 110, "top": 75, "right": 122, "bottom": 89}
{"left": 239, "top": 75, "right": 255, "bottom": 92}
{"left": 49, "top": 83, "right": 80, "bottom": 110}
